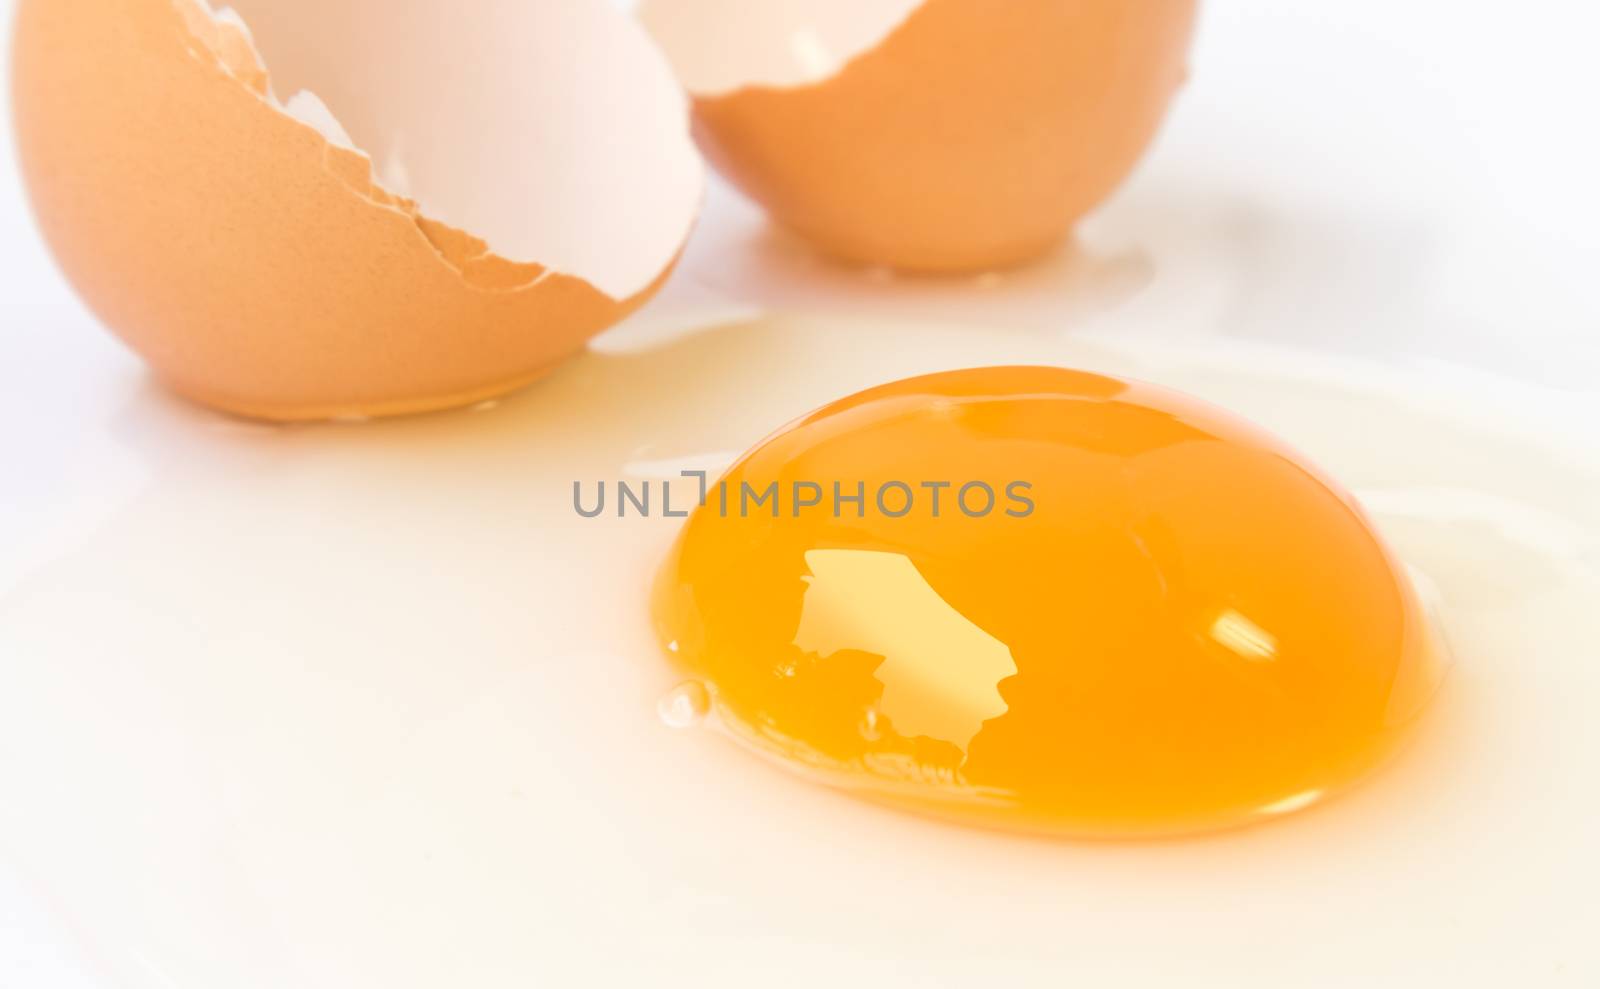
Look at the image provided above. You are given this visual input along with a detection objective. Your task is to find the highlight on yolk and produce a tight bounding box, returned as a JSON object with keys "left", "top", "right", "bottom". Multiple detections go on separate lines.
{"left": 652, "top": 367, "right": 1446, "bottom": 838}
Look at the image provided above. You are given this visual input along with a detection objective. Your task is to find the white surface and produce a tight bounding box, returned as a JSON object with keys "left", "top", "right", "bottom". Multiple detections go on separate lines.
{"left": 3, "top": 1, "right": 1598, "bottom": 986}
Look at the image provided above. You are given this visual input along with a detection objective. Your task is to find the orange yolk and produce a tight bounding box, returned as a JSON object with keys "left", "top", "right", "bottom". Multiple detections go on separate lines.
{"left": 653, "top": 367, "right": 1446, "bottom": 839}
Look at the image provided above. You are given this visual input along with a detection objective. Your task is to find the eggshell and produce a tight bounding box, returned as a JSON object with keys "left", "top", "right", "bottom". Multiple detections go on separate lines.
{"left": 641, "top": 0, "right": 1198, "bottom": 272}
{"left": 12, "top": 0, "right": 703, "bottom": 421}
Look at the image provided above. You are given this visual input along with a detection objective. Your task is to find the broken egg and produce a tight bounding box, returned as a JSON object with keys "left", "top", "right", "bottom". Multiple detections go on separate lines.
{"left": 12, "top": 0, "right": 703, "bottom": 421}
{"left": 654, "top": 367, "right": 1446, "bottom": 838}
{"left": 639, "top": 0, "right": 1198, "bottom": 272}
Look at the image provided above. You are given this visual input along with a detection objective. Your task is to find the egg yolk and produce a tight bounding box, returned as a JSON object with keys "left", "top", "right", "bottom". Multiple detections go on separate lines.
{"left": 653, "top": 367, "right": 1445, "bottom": 838}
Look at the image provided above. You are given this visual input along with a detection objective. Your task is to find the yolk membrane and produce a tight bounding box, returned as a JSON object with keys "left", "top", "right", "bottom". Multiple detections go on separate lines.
{"left": 653, "top": 367, "right": 1445, "bottom": 838}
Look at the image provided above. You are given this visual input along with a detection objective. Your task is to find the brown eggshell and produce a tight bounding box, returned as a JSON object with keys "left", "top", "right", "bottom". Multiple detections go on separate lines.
{"left": 650, "top": 0, "right": 1198, "bottom": 273}
{"left": 12, "top": 0, "right": 699, "bottom": 421}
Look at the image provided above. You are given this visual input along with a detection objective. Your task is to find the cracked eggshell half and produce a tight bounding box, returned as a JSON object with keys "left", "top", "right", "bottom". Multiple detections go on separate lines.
{"left": 11, "top": 0, "right": 704, "bottom": 421}
{"left": 640, "top": 0, "right": 1197, "bottom": 273}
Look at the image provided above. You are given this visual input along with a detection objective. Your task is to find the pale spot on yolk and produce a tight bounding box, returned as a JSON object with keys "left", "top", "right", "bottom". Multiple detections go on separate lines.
{"left": 795, "top": 549, "right": 1017, "bottom": 764}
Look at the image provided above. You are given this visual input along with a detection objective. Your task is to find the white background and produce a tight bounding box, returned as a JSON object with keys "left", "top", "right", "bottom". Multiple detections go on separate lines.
{"left": 3, "top": 1, "right": 1599, "bottom": 986}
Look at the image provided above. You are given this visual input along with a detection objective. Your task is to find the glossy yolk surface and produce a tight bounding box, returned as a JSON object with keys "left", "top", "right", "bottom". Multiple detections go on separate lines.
{"left": 653, "top": 367, "right": 1445, "bottom": 838}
